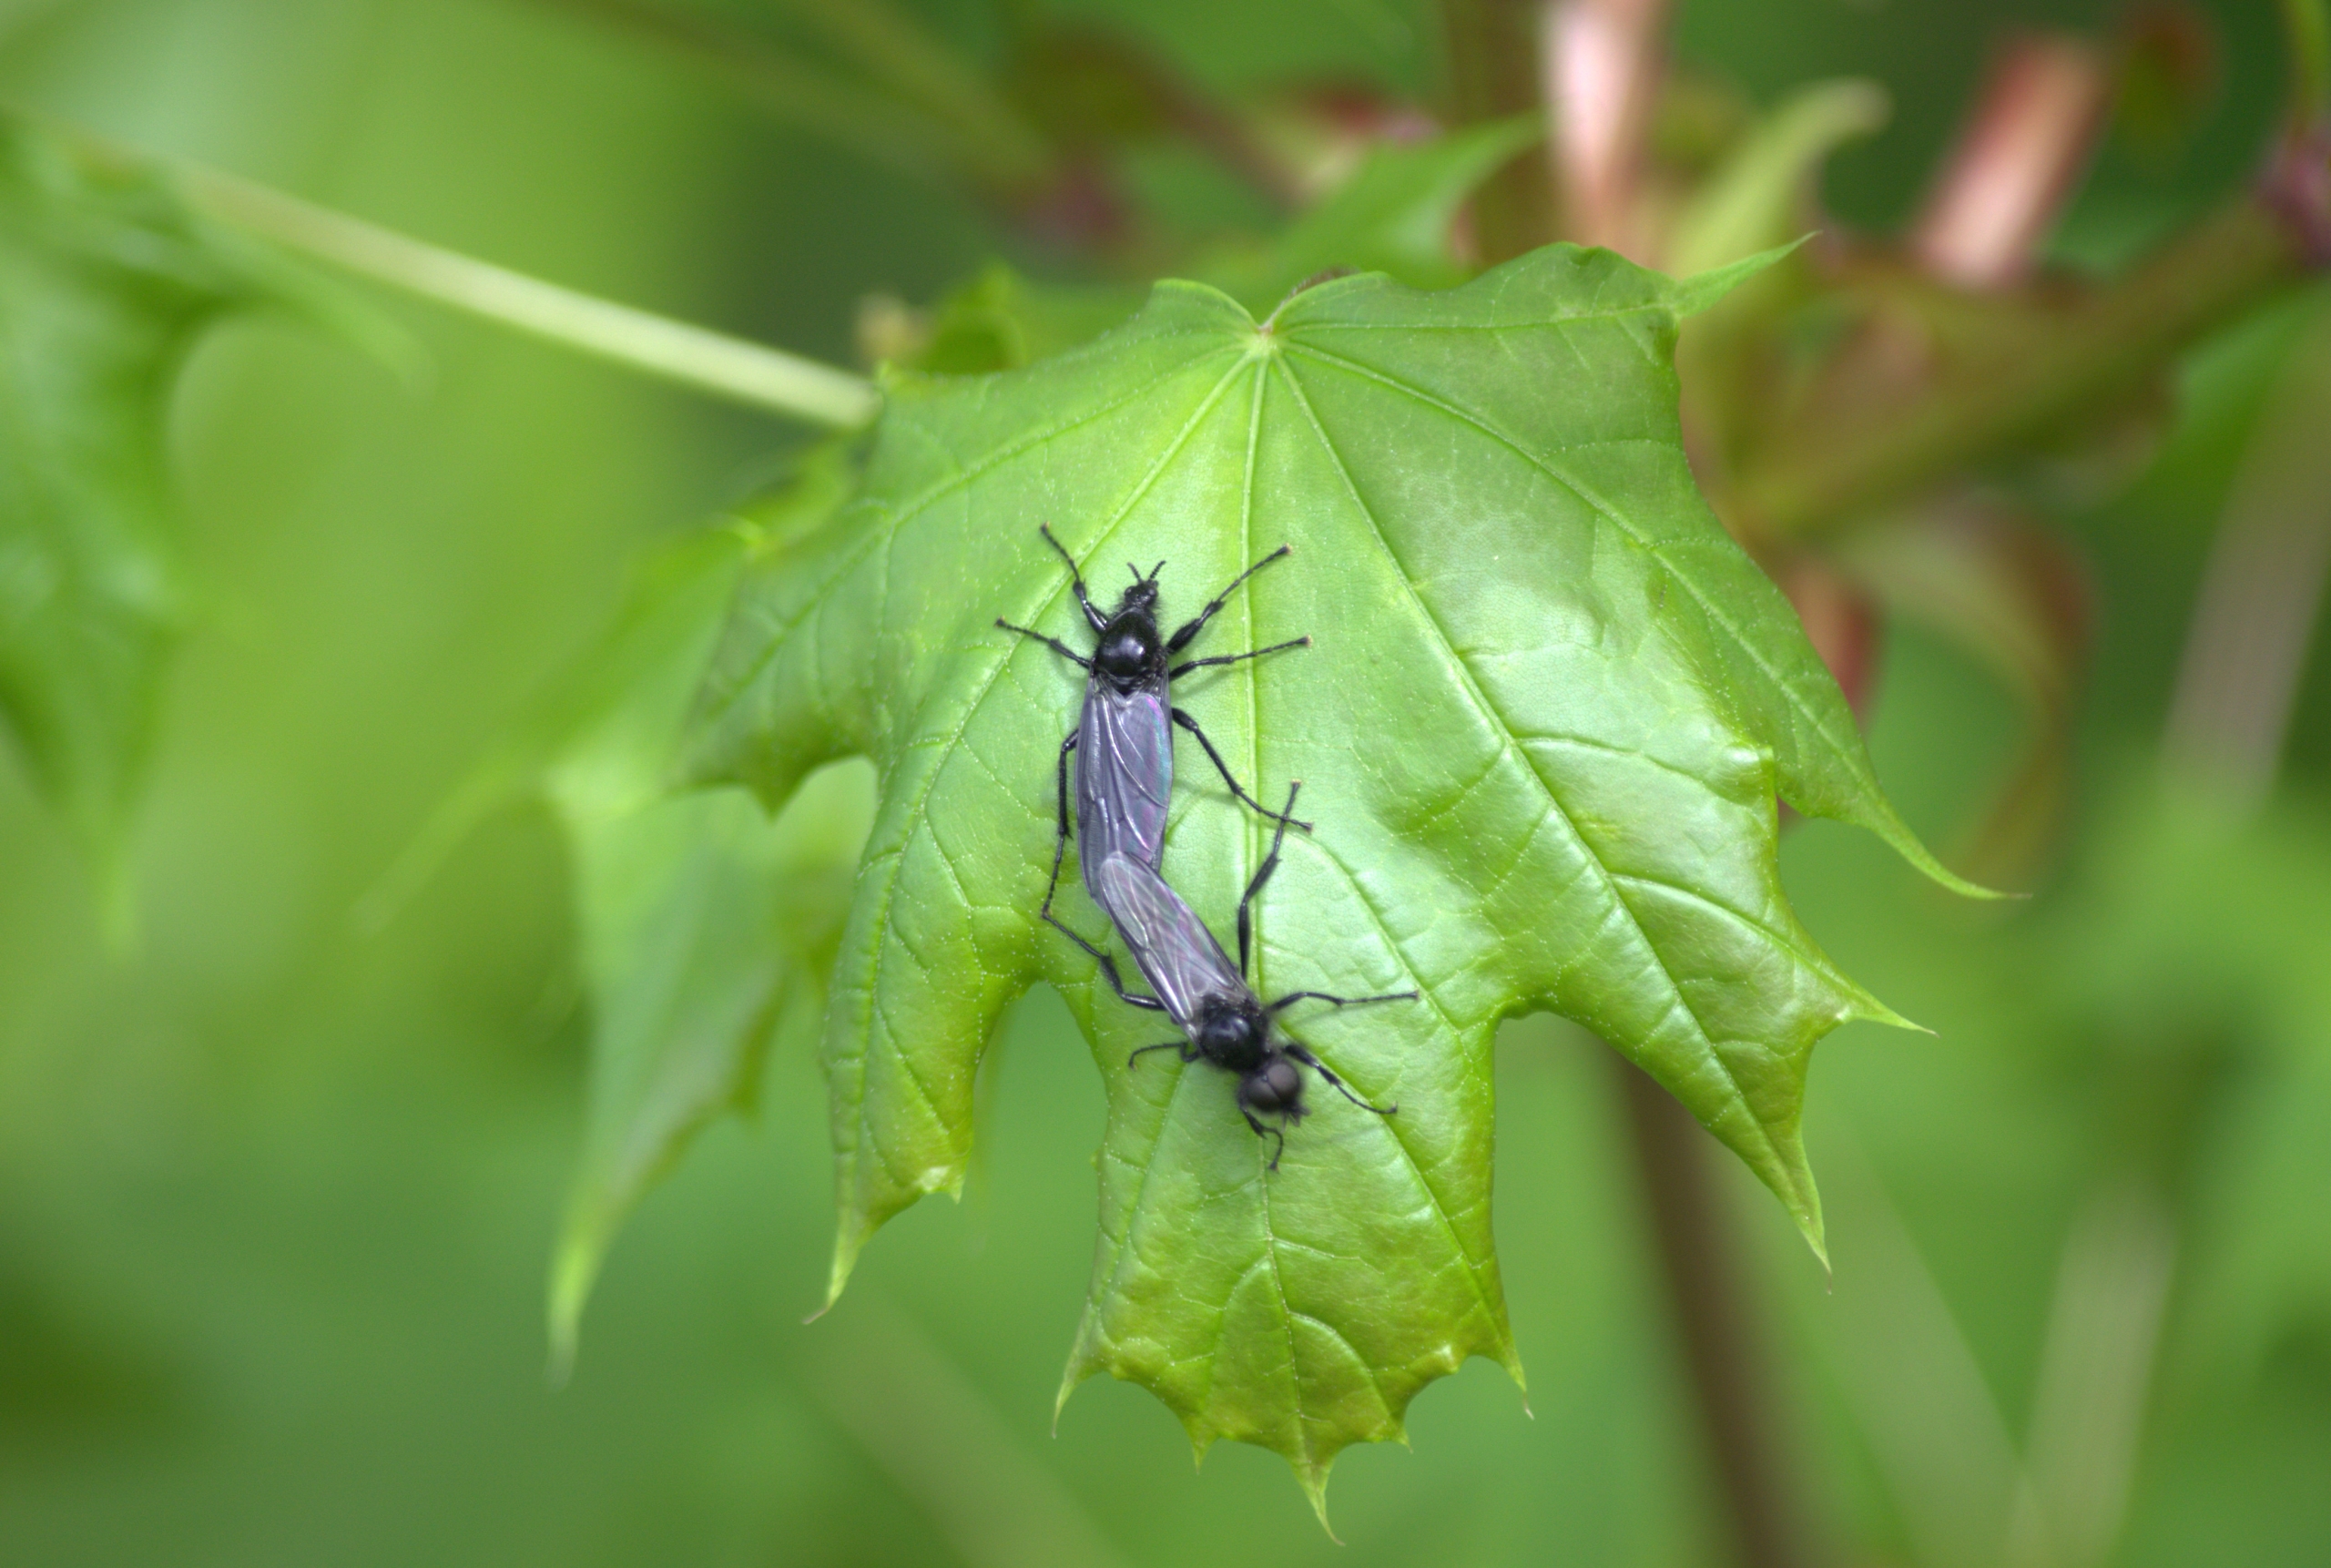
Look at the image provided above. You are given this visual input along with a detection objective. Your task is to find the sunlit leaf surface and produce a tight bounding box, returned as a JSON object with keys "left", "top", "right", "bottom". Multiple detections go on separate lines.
{"left": 685, "top": 245, "right": 1963, "bottom": 1504}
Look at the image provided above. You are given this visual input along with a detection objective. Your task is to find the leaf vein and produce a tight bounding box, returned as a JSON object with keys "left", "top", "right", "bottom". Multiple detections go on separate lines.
{"left": 1267, "top": 350, "right": 1790, "bottom": 1184}
{"left": 1279, "top": 338, "right": 1875, "bottom": 809}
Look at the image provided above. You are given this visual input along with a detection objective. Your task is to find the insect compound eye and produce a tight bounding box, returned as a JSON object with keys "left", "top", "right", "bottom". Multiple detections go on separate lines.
{"left": 1245, "top": 1058, "right": 1303, "bottom": 1111}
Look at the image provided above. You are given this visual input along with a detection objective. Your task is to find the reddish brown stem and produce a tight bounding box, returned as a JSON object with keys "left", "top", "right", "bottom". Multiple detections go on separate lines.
{"left": 1910, "top": 32, "right": 2111, "bottom": 288}
{"left": 1546, "top": 0, "right": 1669, "bottom": 256}
{"left": 1616, "top": 1058, "right": 1810, "bottom": 1568}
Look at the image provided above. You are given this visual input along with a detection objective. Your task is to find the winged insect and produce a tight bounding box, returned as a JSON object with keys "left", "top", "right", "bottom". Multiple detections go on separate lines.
{"left": 996, "top": 524, "right": 1308, "bottom": 991}
{"left": 1094, "top": 782, "right": 1415, "bottom": 1168}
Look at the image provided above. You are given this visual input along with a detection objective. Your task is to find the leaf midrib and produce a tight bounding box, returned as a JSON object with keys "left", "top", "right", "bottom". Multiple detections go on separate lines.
{"left": 1080, "top": 351, "right": 1511, "bottom": 1419}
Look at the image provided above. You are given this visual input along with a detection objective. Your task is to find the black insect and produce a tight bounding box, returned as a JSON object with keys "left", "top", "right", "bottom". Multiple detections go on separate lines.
{"left": 1090, "top": 782, "right": 1414, "bottom": 1168}
{"left": 996, "top": 524, "right": 1308, "bottom": 981}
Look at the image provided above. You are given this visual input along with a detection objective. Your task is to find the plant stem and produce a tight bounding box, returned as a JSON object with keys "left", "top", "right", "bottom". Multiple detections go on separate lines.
{"left": 184, "top": 168, "right": 880, "bottom": 428}
{"left": 1545, "top": 0, "right": 1668, "bottom": 256}
{"left": 1616, "top": 1059, "right": 1810, "bottom": 1568}
{"left": 1739, "top": 198, "right": 2306, "bottom": 535}
{"left": 1438, "top": 0, "right": 1557, "bottom": 259}
{"left": 2163, "top": 294, "right": 2331, "bottom": 808}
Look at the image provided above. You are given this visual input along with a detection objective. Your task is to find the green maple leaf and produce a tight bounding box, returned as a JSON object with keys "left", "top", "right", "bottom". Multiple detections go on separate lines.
{"left": 534, "top": 463, "right": 873, "bottom": 1373}
{"left": 357, "top": 449, "right": 874, "bottom": 1376}
{"left": 685, "top": 244, "right": 1981, "bottom": 1513}
{"left": 0, "top": 110, "right": 367, "bottom": 890}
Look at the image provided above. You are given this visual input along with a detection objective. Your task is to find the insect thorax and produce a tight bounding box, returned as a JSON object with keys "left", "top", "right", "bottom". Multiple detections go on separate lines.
{"left": 1192, "top": 996, "right": 1269, "bottom": 1072}
{"left": 1094, "top": 611, "right": 1160, "bottom": 685}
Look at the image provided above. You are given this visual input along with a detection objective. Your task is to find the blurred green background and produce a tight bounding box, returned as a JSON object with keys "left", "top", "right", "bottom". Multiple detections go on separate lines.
{"left": 2, "top": 1, "right": 2327, "bottom": 1563}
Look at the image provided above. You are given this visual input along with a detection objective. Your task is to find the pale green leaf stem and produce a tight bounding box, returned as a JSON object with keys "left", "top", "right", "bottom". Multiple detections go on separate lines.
{"left": 183, "top": 166, "right": 880, "bottom": 428}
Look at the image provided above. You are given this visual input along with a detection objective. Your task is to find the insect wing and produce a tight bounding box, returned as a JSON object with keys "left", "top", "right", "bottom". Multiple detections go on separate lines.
{"left": 1090, "top": 853, "right": 1241, "bottom": 1032}
{"left": 1075, "top": 680, "right": 1171, "bottom": 885}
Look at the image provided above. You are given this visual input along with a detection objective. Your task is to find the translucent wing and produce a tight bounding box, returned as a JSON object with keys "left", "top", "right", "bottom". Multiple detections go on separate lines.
{"left": 1090, "top": 852, "right": 1243, "bottom": 1033}
{"left": 1075, "top": 680, "right": 1171, "bottom": 890}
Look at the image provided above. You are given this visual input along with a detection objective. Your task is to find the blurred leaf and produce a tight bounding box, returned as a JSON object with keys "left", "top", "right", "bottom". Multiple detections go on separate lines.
{"left": 547, "top": 0, "right": 1054, "bottom": 199}
{"left": 874, "top": 263, "right": 1145, "bottom": 376}
{"left": 998, "top": 20, "right": 1297, "bottom": 208}
{"left": 550, "top": 765, "right": 870, "bottom": 1373}
{"left": 1839, "top": 499, "right": 2091, "bottom": 884}
{"left": 1728, "top": 199, "right": 2304, "bottom": 536}
{"left": 358, "top": 443, "right": 873, "bottom": 1370}
{"left": 2046, "top": 788, "right": 2331, "bottom": 1384}
{"left": 1668, "top": 79, "right": 1888, "bottom": 487}
{"left": 537, "top": 452, "right": 875, "bottom": 1369}
{"left": 0, "top": 111, "right": 340, "bottom": 885}
{"left": 2110, "top": 3, "right": 2220, "bottom": 169}
{"left": 682, "top": 245, "right": 1974, "bottom": 1505}
{"left": 869, "top": 121, "right": 1540, "bottom": 378}
{"left": 1666, "top": 78, "right": 1888, "bottom": 280}
{"left": 1196, "top": 117, "right": 1542, "bottom": 310}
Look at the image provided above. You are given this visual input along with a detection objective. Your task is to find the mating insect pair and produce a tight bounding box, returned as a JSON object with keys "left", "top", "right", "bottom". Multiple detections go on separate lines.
{"left": 998, "top": 526, "right": 1412, "bottom": 1166}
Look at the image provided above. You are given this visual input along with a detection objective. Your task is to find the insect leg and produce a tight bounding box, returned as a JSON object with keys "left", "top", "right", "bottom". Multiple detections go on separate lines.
{"left": 1241, "top": 1110, "right": 1288, "bottom": 1170}
{"left": 1126, "top": 1040, "right": 1198, "bottom": 1069}
{"left": 1037, "top": 524, "right": 1108, "bottom": 633}
{"left": 1165, "top": 543, "right": 1292, "bottom": 653}
{"left": 1237, "top": 780, "right": 1302, "bottom": 978}
{"left": 1043, "top": 909, "right": 1167, "bottom": 1012}
{"left": 1171, "top": 708, "right": 1311, "bottom": 832}
{"left": 1038, "top": 731, "right": 1078, "bottom": 924}
{"left": 1267, "top": 988, "right": 1420, "bottom": 1013}
{"left": 996, "top": 618, "right": 1091, "bottom": 669}
{"left": 1167, "top": 636, "right": 1310, "bottom": 680}
{"left": 1283, "top": 1042, "right": 1398, "bottom": 1115}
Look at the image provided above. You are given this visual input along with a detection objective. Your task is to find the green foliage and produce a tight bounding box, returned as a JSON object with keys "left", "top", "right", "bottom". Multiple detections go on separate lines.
{"left": 1196, "top": 117, "right": 1545, "bottom": 309}
{"left": 348, "top": 447, "right": 877, "bottom": 1374}
{"left": 2045, "top": 784, "right": 2331, "bottom": 1372}
{"left": 682, "top": 243, "right": 1968, "bottom": 1504}
{"left": 0, "top": 112, "right": 335, "bottom": 888}
{"left": 6, "top": 1, "right": 2331, "bottom": 1561}
{"left": 893, "top": 121, "right": 1545, "bottom": 377}
{"left": 538, "top": 492, "right": 876, "bottom": 1372}
{"left": 353, "top": 445, "right": 880, "bottom": 1371}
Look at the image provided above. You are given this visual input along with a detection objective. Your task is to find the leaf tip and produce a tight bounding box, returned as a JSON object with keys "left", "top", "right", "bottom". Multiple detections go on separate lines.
{"left": 1296, "top": 1460, "right": 1342, "bottom": 1542}
{"left": 820, "top": 1217, "right": 872, "bottom": 1317}
{"left": 545, "top": 1208, "right": 606, "bottom": 1390}
{"left": 1862, "top": 801, "right": 2014, "bottom": 900}
{"left": 1185, "top": 1423, "right": 1216, "bottom": 1471}
{"left": 545, "top": 1332, "right": 577, "bottom": 1393}
{"left": 1793, "top": 1201, "right": 1831, "bottom": 1273}
{"left": 1053, "top": 1353, "right": 1095, "bottom": 1431}
{"left": 1667, "top": 235, "right": 1816, "bottom": 318}
{"left": 1850, "top": 991, "right": 1929, "bottom": 1036}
